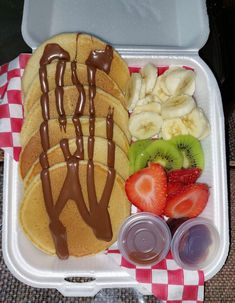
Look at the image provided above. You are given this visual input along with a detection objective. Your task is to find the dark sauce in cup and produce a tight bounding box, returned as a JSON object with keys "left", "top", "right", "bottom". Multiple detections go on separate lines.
{"left": 170, "top": 218, "right": 217, "bottom": 270}
{"left": 179, "top": 224, "right": 212, "bottom": 265}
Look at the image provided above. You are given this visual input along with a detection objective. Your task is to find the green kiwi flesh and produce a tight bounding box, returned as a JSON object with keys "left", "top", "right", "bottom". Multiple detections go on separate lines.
{"left": 128, "top": 139, "right": 152, "bottom": 174}
{"left": 134, "top": 139, "right": 183, "bottom": 172}
{"left": 169, "top": 135, "right": 204, "bottom": 169}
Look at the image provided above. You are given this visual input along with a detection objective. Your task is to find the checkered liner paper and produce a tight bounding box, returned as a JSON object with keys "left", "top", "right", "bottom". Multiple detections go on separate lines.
{"left": 0, "top": 55, "right": 204, "bottom": 303}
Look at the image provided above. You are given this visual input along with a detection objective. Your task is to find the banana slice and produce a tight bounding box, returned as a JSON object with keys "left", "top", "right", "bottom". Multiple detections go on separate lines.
{"left": 163, "top": 67, "right": 195, "bottom": 96}
{"left": 140, "top": 63, "right": 158, "bottom": 94}
{"left": 136, "top": 95, "right": 161, "bottom": 106}
{"left": 127, "top": 73, "right": 142, "bottom": 111}
{"left": 128, "top": 111, "right": 163, "bottom": 139}
{"left": 139, "top": 80, "right": 146, "bottom": 99}
{"left": 152, "top": 75, "right": 170, "bottom": 102}
{"left": 133, "top": 102, "right": 161, "bottom": 115}
{"left": 199, "top": 123, "right": 211, "bottom": 140}
{"left": 181, "top": 107, "right": 210, "bottom": 138}
{"left": 181, "top": 71, "right": 195, "bottom": 95}
{"left": 136, "top": 95, "right": 152, "bottom": 106}
{"left": 161, "top": 95, "right": 196, "bottom": 119}
{"left": 161, "top": 118, "right": 189, "bottom": 140}
{"left": 151, "top": 94, "right": 161, "bottom": 103}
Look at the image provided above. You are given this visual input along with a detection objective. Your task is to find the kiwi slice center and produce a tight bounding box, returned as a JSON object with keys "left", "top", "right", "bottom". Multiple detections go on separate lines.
{"left": 170, "top": 135, "right": 204, "bottom": 170}
{"left": 135, "top": 140, "right": 183, "bottom": 172}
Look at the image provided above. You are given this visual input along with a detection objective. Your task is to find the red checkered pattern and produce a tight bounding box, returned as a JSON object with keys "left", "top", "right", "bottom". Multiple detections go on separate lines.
{"left": 0, "top": 54, "right": 31, "bottom": 160}
{"left": 0, "top": 56, "right": 204, "bottom": 301}
{"left": 107, "top": 248, "right": 204, "bottom": 303}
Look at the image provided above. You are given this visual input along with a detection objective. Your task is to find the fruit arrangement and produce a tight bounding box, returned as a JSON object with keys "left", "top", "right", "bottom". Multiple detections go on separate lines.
{"left": 127, "top": 64, "right": 210, "bottom": 140}
{"left": 126, "top": 135, "right": 209, "bottom": 218}
{"left": 125, "top": 64, "right": 211, "bottom": 220}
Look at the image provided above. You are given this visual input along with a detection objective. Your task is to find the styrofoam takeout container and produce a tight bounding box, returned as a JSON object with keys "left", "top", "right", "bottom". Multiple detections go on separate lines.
{"left": 2, "top": 0, "right": 229, "bottom": 297}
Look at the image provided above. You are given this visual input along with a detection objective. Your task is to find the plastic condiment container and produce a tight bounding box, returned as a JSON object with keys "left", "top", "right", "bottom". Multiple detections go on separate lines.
{"left": 171, "top": 218, "right": 220, "bottom": 270}
{"left": 118, "top": 213, "right": 171, "bottom": 266}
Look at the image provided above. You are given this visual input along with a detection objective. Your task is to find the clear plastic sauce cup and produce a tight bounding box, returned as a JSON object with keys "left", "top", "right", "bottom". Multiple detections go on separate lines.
{"left": 171, "top": 217, "right": 220, "bottom": 270}
{"left": 118, "top": 212, "right": 171, "bottom": 266}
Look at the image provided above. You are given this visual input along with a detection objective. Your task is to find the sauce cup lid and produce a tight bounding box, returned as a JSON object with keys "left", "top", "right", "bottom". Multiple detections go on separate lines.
{"left": 171, "top": 217, "right": 220, "bottom": 270}
{"left": 118, "top": 212, "right": 171, "bottom": 267}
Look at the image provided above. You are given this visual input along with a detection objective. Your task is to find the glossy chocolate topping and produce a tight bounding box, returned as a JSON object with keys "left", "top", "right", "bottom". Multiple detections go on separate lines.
{"left": 86, "top": 45, "right": 113, "bottom": 74}
{"left": 37, "top": 35, "right": 115, "bottom": 258}
{"left": 39, "top": 121, "right": 50, "bottom": 152}
{"left": 39, "top": 66, "right": 49, "bottom": 93}
{"left": 71, "top": 61, "right": 86, "bottom": 116}
{"left": 40, "top": 93, "right": 50, "bottom": 121}
{"left": 55, "top": 60, "right": 67, "bottom": 131}
{"left": 40, "top": 43, "right": 70, "bottom": 66}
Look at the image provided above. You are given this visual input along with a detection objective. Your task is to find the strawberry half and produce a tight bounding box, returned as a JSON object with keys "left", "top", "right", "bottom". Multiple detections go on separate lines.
{"left": 168, "top": 168, "right": 202, "bottom": 184}
{"left": 125, "top": 163, "right": 167, "bottom": 215}
{"left": 167, "top": 182, "right": 184, "bottom": 197}
{"left": 164, "top": 183, "right": 209, "bottom": 218}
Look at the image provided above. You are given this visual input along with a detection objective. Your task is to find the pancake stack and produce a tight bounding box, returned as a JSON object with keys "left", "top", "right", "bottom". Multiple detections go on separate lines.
{"left": 19, "top": 33, "right": 131, "bottom": 258}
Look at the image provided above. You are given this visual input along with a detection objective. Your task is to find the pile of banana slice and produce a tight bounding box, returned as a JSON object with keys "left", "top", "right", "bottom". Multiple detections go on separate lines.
{"left": 127, "top": 64, "right": 210, "bottom": 140}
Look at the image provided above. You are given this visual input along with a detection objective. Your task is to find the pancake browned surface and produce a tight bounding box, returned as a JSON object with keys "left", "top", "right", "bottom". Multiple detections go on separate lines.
{"left": 20, "top": 86, "right": 130, "bottom": 147}
{"left": 22, "top": 33, "right": 130, "bottom": 96}
{"left": 20, "top": 117, "right": 129, "bottom": 180}
{"left": 20, "top": 161, "right": 130, "bottom": 257}
{"left": 24, "top": 63, "right": 126, "bottom": 114}
{"left": 24, "top": 136, "right": 129, "bottom": 188}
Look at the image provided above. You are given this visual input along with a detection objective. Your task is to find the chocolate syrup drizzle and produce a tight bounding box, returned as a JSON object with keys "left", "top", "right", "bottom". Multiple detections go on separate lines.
{"left": 38, "top": 36, "right": 115, "bottom": 259}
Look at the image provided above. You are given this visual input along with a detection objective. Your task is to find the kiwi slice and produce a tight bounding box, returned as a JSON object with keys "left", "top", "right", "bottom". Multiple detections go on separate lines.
{"left": 169, "top": 135, "right": 204, "bottom": 169}
{"left": 128, "top": 139, "right": 152, "bottom": 174}
{"left": 135, "top": 139, "right": 183, "bottom": 172}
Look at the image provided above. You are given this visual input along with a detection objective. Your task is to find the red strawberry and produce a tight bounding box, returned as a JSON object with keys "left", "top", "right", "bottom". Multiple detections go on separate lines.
{"left": 125, "top": 163, "right": 167, "bottom": 215}
{"left": 167, "top": 182, "right": 184, "bottom": 197}
{"left": 164, "top": 183, "right": 209, "bottom": 218}
{"left": 168, "top": 168, "right": 202, "bottom": 184}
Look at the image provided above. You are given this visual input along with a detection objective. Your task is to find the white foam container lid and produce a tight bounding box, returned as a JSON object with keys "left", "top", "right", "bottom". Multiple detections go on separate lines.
{"left": 2, "top": 0, "right": 229, "bottom": 297}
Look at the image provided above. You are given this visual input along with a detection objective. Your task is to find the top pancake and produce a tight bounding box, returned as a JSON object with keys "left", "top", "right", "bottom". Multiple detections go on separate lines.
{"left": 22, "top": 33, "right": 130, "bottom": 97}
{"left": 24, "top": 63, "right": 126, "bottom": 115}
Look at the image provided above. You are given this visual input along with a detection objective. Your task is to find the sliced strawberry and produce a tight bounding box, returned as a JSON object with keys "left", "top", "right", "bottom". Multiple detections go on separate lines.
{"left": 164, "top": 183, "right": 209, "bottom": 218}
{"left": 168, "top": 168, "right": 202, "bottom": 184}
{"left": 125, "top": 163, "right": 167, "bottom": 215}
{"left": 167, "top": 182, "right": 184, "bottom": 197}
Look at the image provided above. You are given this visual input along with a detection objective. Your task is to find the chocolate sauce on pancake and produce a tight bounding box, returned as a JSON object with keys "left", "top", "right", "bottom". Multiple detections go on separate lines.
{"left": 86, "top": 45, "right": 113, "bottom": 74}
{"left": 55, "top": 61, "right": 67, "bottom": 131}
{"left": 40, "top": 43, "right": 70, "bottom": 66}
{"left": 38, "top": 34, "right": 115, "bottom": 259}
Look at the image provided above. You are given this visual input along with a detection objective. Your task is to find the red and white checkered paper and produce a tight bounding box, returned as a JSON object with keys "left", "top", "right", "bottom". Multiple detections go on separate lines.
{"left": 0, "top": 55, "right": 204, "bottom": 302}
{"left": 107, "top": 249, "right": 204, "bottom": 302}
{"left": 0, "top": 54, "right": 31, "bottom": 160}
